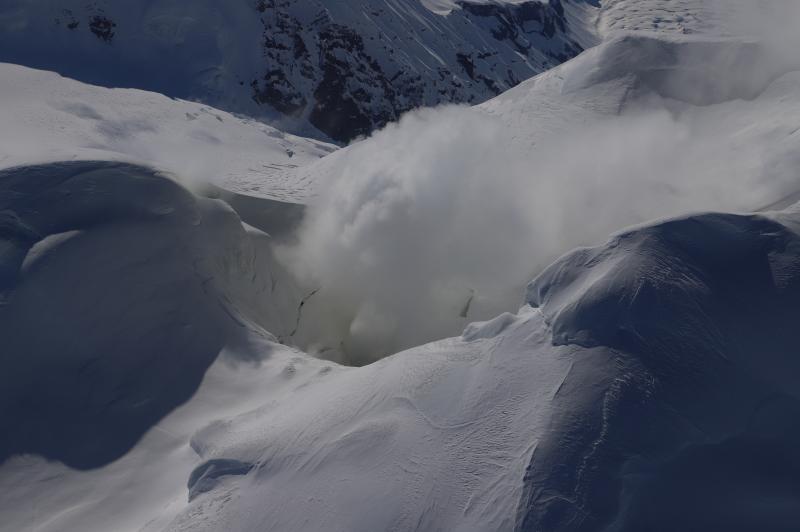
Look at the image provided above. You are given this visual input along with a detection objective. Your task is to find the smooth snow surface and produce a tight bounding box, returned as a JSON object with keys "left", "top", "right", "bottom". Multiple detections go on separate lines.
{"left": 0, "top": 161, "right": 303, "bottom": 469}
{"left": 0, "top": 63, "right": 334, "bottom": 203}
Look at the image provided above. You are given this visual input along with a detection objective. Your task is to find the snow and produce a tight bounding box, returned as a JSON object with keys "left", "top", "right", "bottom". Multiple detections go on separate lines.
{"left": 0, "top": 336, "right": 314, "bottom": 532}
{"left": 596, "top": 0, "right": 720, "bottom": 36}
{"left": 0, "top": 161, "right": 306, "bottom": 468}
{"left": 0, "top": 0, "right": 587, "bottom": 141}
{"left": 521, "top": 207, "right": 800, "bottom": 529}
{"left": 0, "top": 63, "right": 335, "bottom": 203}
{"left": 279, "top": 29, "right": 800, "bottom": 362}
{"left": 2, "top": 1, "right": 800, "bottom": 531}
{"left": 166, "top": 307, "right": 571, "bottom": 532}
{"left": 7, "top": 202, "right": 800, "bottom": 531}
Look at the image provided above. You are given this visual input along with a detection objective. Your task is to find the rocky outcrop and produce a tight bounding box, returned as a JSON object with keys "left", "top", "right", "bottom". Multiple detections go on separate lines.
{"left": 250, "top": 0, "right": 584, "bottom": 142}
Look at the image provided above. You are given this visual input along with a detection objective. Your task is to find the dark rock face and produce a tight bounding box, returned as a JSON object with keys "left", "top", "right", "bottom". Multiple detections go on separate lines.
{"left": 309, "top": 23, "right": 396, "bottom": 141}
{"left": 89, "top": 15, "right": 116, "bottom": 42}
{"left": 0, "top": 0, "right": 587, "bottom": 143}
{"left": 54, "top": 9, "right": 80, "bottom": 30}
{"left": 53, "top": 7, "right": 117, "bottom": 42}
{"left": 460, "top": 0, "right": 565, "bottom": 47}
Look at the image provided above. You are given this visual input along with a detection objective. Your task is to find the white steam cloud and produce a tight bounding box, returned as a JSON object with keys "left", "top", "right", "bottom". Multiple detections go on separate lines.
{"left": 279, "top": 2, "right": 800, "bottom": 364}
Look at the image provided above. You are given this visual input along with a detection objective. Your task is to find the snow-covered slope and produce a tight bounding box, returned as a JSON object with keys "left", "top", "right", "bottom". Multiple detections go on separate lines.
{"left": 0, "top": 63, "right": 334, "bottom": 203}
{"left": 5, "top": 191, "right": 800, "bottom": 531}
{"left": 521, "top": 207, "right": 800, "bottom": 531}
{"left": 180, "top": 206, "right": 800, "bottom": 532}
{"left": 0, "top": 0, "right": 590, "bottom": 142}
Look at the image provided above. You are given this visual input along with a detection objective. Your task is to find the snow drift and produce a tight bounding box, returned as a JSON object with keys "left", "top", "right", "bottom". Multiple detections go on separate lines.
{"left": 521, "top": 207, "right": 800, "bottom": 530}
{"left": 0, "top": 161, "right": 299, "bottom": 468}
{"left": 0, "top": 0, "right": 588, "bottom": 142}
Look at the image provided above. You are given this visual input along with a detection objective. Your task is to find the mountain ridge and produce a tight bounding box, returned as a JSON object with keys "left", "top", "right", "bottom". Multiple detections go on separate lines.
{"left": 0, "top": 0, "right": 592, "bottom": 142}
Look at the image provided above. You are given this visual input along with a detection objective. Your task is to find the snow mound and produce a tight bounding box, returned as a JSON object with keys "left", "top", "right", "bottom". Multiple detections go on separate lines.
{"left": 150, "top": 206, "right": 800, "bottom": 532}
{"left": 559, "top": 33, "right": 790, "bottom": 106}
{"left": 529, "top": 211, "right": 800, "bottom": 364}
{"left": 518, "top": 208, "right": 800, "bottom": 530}
{"left": 0, "top": 161, "right": 301, "bottom": 469}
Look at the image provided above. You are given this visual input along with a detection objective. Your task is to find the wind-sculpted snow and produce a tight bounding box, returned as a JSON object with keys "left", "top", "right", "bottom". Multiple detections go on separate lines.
{"left": 187, "top": 458, "right": 255, "bottom": 501}
{"left": 559, "top": 35, "right": 786, "bottom": 106}
{"left": 4, "top": 189, "right": 800, "bottom": 531}
{"left": 517, "top": 208, "right": 800, "bottom": 530}
{"left": 146, "top": 206, "right": 800, "bottom": 532}
{"left": 598, "top": 0, "right": 800, "bottom": 42}
{"left": 0, "top": 161, "right": 302, "bottom": 469}
{"left": 5, "top": 190, "right": 800, "bottom": 531}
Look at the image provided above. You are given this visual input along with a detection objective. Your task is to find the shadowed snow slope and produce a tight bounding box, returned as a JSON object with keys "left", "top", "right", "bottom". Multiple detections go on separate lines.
{"left": 0, "top": 161, "right": 302, "bottom": 469}
{"left": 522, "top": 208, "right": 800, "bottom": 531}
